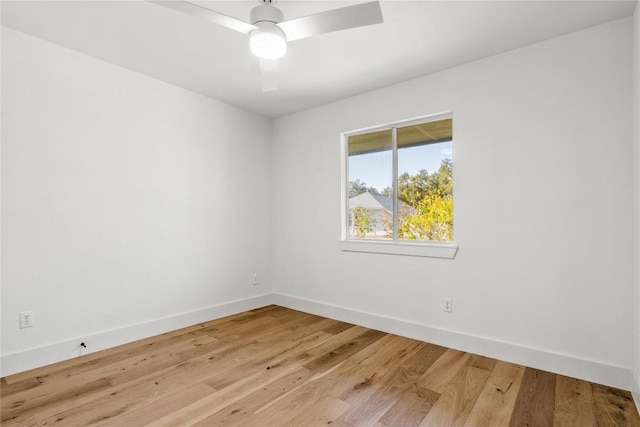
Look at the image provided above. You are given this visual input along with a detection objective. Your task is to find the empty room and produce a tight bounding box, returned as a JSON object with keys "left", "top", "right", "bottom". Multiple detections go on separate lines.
{"left": 1, "top": 0, "right": 640, "bottom": 425}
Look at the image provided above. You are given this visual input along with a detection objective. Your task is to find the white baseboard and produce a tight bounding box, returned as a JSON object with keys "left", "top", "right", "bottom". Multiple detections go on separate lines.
{"left": 3, "top": 292, "right": 634, "bottom": 394}
{"left": 1, "top": 293, "right": 274, "bottom": 378}
{"left": 273, "top": 292, "right": 633, "bottom": 391}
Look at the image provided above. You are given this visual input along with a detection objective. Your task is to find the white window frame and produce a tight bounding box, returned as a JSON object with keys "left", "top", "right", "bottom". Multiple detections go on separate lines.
{"left": 339, "top": 112, "right": 458, "bottom": 259}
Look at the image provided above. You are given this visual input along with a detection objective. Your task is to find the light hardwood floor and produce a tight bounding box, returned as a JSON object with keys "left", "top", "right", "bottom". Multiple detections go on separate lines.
{"left": 2, "top": 305, "right": 639, "bottom": 426}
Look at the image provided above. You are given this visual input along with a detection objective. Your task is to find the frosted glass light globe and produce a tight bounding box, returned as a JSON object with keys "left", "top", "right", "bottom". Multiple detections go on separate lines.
{"left": 250, "top": 27, "right": 286, "bottom": 59}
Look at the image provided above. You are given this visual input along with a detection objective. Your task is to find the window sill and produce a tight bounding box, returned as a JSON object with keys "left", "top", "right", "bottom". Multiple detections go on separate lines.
{"left": 338, "top": 240, "right": 458, "bottom": 259}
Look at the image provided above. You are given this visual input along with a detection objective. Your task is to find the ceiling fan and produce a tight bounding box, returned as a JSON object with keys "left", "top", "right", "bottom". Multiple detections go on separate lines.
{"left": 149, "top": 0, "right": 384, "bottom": 92}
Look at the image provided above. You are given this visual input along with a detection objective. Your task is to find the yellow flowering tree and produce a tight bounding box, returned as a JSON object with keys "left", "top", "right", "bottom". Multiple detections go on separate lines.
{"left": 397, "top": 159, "right": 453, "bottom": 241}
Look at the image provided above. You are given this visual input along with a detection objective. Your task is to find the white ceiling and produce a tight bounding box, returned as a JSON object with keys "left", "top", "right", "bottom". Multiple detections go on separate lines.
{"left": 2, "top": 0, "right": 636, "bottom": 118}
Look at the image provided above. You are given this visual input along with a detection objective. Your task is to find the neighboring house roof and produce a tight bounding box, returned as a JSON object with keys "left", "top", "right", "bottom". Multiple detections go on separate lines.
{"left": 349, "top": 192, "right": 415, "bottom": 214}
{"left": 349, "top": 192, "right": 394, "bottom": 212}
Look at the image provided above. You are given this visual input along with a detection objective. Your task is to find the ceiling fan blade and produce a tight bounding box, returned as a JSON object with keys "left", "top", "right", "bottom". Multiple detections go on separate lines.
{"left": 260, "top": 58, "right": 279, "bottom": 92}
{"left": 149, "top": 0, "right": 257, "bottom": 34}
{"left": 277, "top": 1, "right": 383, "bottom": 42}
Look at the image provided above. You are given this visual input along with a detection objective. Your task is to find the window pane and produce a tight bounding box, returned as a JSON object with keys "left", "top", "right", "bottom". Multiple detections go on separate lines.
{"left": 347, "top": 129, "right": 393, "bottom": 240}
{"left": 397, "top": 119, "right": 453, "bottom": 242}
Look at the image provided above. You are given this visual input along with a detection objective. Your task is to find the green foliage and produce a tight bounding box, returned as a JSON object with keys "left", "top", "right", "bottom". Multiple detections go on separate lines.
{"left": 352, "top": 206, "right": 376, "bottom": 238}
{"left": 398, "top": 159, "right": 452, "bottom": 206}
{"left": 397, "top": 159, "right": 453, "bottom": 241}
{"left": 397, "top": 169, "right": 429, "bottom": 207}
{"left": 427, "top": 158, "right": 453, "bottom": 197}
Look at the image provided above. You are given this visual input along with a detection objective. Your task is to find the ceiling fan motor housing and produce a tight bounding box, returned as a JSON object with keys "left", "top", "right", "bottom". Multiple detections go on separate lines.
{"left": 250, "top": 3, "right": 284, "bottom": 25}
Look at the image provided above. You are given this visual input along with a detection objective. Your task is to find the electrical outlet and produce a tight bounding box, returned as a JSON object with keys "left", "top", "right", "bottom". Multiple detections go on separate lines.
{"left": 20, "top": 311, "right": 34, "bottom": 328}
{"left": 443, "top": 298, "right": 452, "bottom": 313}
{"left": 253, "top": 273, "right": 258, "bottom": 286}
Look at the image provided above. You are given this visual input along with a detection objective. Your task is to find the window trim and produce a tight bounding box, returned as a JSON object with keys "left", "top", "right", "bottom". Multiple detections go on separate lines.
{"left": 340, "top": 112, "right": 458, "bottom": 259}
{"left": 338, "top": 239, "right": 458, "bottom": 259}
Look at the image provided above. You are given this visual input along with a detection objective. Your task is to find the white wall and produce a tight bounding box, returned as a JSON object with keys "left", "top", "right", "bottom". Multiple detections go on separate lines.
{"left": 1, "top": 28, "right": 272, "bottom": 375}
{"left": 272, "top": 18, "right": 634, "bottom": 389}
{"left": 632, "top": 0, "right": 640, "bottom": 405}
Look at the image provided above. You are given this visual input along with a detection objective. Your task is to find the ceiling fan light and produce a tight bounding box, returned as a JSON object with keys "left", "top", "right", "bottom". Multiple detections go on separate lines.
{"left": 250, "top": 27, "right": 287, "bottom": 59}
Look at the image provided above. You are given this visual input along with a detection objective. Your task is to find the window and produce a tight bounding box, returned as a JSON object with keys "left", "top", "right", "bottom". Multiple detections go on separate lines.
{"left": 341, "top": 113, "right": 456, "bottom": 258}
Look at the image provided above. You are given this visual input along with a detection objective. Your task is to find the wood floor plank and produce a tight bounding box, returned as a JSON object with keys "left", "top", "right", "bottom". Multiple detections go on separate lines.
{"left": 417, "top": 349, "right": 471, "bottom": 393}
{"left": 304, "top": 325, "right": 372, "bottom": 357}
{"left": 463, "top": 360, "right": 526, "bottom": 427}
{"left": 94, "top": 383, "right": 216, "bottom": 426}
{"left": 5, "top": 338, "right": 229, "bottom": 426}
{"left": 1, "top": 378, "right": 112, "bottom": 424}
{"left": 378, "top": 384, "right": 440, "bottom": 426}
{"left": 321, "top": 320, "right": 357, "bottom": 335}
{"left": 200, "top": 331, "right": 330, "bottom": 391}
{"left": 2, "top": 416, "right": 39, "bottom": 427}
{"left": 235, "top": 367, "right": 313, "bottom": 412}
{"left": 593, "top": 383, "right": 640, "bottom": 427}
{"left": 237, "top": 336, "right": 417, "bottom": 426}
{"left": 255, "top": 314, "right": 337, "bottom": 345}
{"left": 0, "top": 377, "right": 41, "bottom": 397}
{"left": 237, "top": 375, "right": 333, "bottom": 426}
{"left": 331, "top": 335, "right": 424, "bottom": 403}
{"left": 419, "top": 365, "right": 492, "bottom": 426}
{"left": 3, "top": 335, "right": 192, "bottom": 405}
{"left": 338, "top": 341, "right": 449, "bottom": 426}
{"left": 509, "top": 368, "right": 557, "bottom": 427}
{"left": 280, "top": 395, "right": 351, "bottom": 427}
{"left": 147, "top": 355, "right": 304, "bottom": 426}
{"left": 1, "top": 306, "right": 638, "bottom": 427}
{"left": 553, "top": 375, "right": 597, "bottom": 427}
{"left": 302, "top": 329, "right": 386, "bottom": 374}
{"left": 339, "top": 334, "right": 427, "bottom": 401}
{"left": 247, "top": 334, "right": 424, "bottom": 427}
{"left": 255, "top": 331, "right": 334, "bottom": 368}
{"left": 191, "top": 403, "right": 252, "bottom": 427}
{"left": 40, "top": 365, "right": 216, "bottom": 426}
{"left": 236, "top": 337, "right": 396, "bottom": 426}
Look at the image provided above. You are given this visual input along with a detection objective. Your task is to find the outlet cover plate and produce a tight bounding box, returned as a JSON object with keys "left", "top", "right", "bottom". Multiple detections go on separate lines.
{"left": 20, "top": 311, "right": 34, "bottom": 328}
